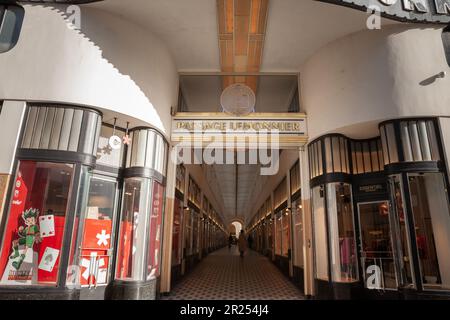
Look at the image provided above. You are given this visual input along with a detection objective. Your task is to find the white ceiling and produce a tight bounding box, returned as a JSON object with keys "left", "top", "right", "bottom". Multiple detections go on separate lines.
{"left": 90, "top": 0, "right": 221, "bottom": 72}
{"left": 204, "top": 163, "right": 262, "bottom": 223}
{"left": 90, "top": 0, "right": 396, "bottom": 73}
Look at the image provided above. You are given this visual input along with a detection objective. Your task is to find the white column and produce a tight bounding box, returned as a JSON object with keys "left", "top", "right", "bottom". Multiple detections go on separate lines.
{"left": 299, "top": 146, "right": 314, "bottom": 296}
{"left": 160, "top": 145, "right": 177, "bottom": 293}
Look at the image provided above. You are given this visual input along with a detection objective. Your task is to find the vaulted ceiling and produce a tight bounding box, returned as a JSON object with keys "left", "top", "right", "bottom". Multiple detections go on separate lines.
{"left": 90, "top": 0, "right": 396, "bottom": 73}
{"left": 88, "top": 0, "right": 397, "bottom": 224}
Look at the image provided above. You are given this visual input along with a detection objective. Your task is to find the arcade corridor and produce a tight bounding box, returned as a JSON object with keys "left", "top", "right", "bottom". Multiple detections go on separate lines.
{"left": 163, "top": 247, "right": 304, "bottom": 300}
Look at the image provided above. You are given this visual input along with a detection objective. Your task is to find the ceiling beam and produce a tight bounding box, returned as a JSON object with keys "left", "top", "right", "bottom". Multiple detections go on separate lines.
{"left": 217, "top": 0, "right": 269, "bottom": 93}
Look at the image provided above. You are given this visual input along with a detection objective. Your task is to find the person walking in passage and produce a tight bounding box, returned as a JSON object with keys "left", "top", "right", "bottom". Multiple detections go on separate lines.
{"left": 238, "top": 230, "right": 247, "bottom": 258}
{"left": 228, "top": 234, "right": 233, "bottom": 250}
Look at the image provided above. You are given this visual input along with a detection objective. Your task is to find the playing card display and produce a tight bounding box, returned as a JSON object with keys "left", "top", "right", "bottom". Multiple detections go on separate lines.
{"left": 38, "top": 247, "right": 59, "bottom": 272}
{"left": 39, "top": 215, "right": 55, "bottom": 238}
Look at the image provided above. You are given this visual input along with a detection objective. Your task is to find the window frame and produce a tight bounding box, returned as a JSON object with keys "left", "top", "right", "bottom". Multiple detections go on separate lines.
{"left": 0, "top": 4, "right": 25, "bottom": 53}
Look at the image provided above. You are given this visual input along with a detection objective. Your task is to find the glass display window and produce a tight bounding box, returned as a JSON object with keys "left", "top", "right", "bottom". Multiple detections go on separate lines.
{"left": 184, "top": 209, "right": 193, "bottom": 256}
{"left": 77, "top": 176, "right": 117, "bottom": 288}
{"left": 147, "top": 181, "right": 164, "bottom": 280}
{"left": 192, "top": 211, "right": 199, "bottom": 254}
{"left": 389, "top": 175, "right": 415, "bottom": 288}
{"left": 115, "top": 178, "right": 151, "bottom": 281}
{"left": 292, "top": 200, "right": 304, "bottom": 268}
{"left": 172, "top": 197, "right": 183, "bottom": 266}
{"left": 0, "top": 161, "right": 73, "bottom": 286}
{"left": 275, "top": 213, "right": 282, "bottom": 256}
{"left": 312, "top": 185, "right": 328, "bottom": 281}
{"left": 327, "top": 183, "right": 358, "bottom": 283}
{"left": 282, "top": 211, "right": 290, "bottom": 257}
{"left": 407, "top": 173, "right": 450, "bottom": 290}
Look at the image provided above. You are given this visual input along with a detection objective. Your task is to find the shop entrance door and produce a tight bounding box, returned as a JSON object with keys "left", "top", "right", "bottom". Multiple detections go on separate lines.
{"left": 358, "top": 201, "right": 398, "bottom": 290}
{"left": 79, "top": 176, "right": 119, "bottom": 300}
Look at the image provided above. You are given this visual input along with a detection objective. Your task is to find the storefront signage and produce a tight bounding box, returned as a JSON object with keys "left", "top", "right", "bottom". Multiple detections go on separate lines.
{"left": 320, "top": 0, "right": 450, "bottom": 23}
{"left": 358, "top": 184, "right": 386, "bottom": 194}
{"left": 172, "top": 113, "right": 308, "bottom": 148}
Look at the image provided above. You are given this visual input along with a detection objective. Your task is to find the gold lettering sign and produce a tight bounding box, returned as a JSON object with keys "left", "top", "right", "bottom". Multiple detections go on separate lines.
{"left": 171, "top": 112, "right": 308, "bottom": 148}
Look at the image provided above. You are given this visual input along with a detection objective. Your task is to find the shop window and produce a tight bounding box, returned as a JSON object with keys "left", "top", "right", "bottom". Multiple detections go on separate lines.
{"left": 147, "top": 181, "right": 164, "bottom": 280}
{"left": 176, "top": 165, "right": 186, "bottom": 193}
{"left": 75, "top": 176, "right": 117, "bottom": 288}
{"left": 389, "top": 175, "right": 415, "bottom": 288}
{"left": 408, "top": 173, "right": 450, "bottom": 290}
{"left": 172, "top": 198, "right": 183, "bottom": 266}
{"left": 282, "top": 210, "right": 290, "bottom": 257}
{"left": 292, "top": 200, "right": 304, "bottom": 268}
{"left": 184, "top": 209, "right": 193, "bottom": 256}
{"left": 192, "top": 210, "right": 199, "bottom": 255}
{"left": 443, "top": 26, "right": 450, "bottom": 67}
{"left": 0, "top": 161, "right": 73, "bottom": 286}
{"left": 0, "top": 4, "right": 24, "bottom": 53}
{"left": 313, "top": 186, "right": 328, "bottom": 281}
{"left": 275, "top": 213, "right": 282, "bottom": 256}
{"left": 327, "top": 183, "right": 358, "bottom": 283}
{"left": 115, "top": 178, "right": 151, "bottom": 281}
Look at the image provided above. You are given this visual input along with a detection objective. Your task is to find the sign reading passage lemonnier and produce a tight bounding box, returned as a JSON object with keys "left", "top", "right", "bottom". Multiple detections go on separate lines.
{"left": 171, "top": 113, "right": 308, "bottom": 148}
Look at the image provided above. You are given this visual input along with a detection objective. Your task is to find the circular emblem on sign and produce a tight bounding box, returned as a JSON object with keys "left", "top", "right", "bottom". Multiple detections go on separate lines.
{"left": 220, "top": 84, "right": 256, "bottom": 116}
{"left": 109, "top": 135, "right": 122, "bottom": 150}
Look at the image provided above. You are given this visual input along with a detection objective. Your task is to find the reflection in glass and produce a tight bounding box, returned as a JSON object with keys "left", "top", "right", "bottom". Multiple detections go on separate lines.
{"left": 327, "top": 183, "right": 358, "bottom": 282}
{"left": 408, "top": 173, "right": 450, "bottom": 290}
{"left": 0, "top": 161, "right": 73, "bottom": 286}
{"left": 389, "top": 175, "right": 415, "bottom": 288}
{"left": 172, "top": 198, "right": 183, "bottom": 266}
{"left": 359, "top": 201, "right": 397, "bottom": 289}
{"left": 282, "top": 211, "right": 290, "bottom": 257}
{"left": 115, "top": 178, "right": 150, "bottom": 281}
{"left": 292, "top": 200, "right": 304, "bottom": 267}
{"left": 275, "top": 213, "right": 282, "bottom": 256}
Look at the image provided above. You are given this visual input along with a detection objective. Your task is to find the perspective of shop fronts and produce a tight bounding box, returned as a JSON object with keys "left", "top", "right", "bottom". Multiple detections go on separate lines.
{"left": 246, "top": 156, "right": 305, "bottom": 293}
{"left": 0, "top": 104, "right": 171, "bottom": 300}
{"left": 308, "top": 118, "right": 450, "bottom": 299}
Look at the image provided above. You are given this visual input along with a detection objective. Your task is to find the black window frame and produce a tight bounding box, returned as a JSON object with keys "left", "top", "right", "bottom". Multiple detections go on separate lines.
{"left": 443, "top": 25, "right": 450, "bottom": 67}
{"left": 0, "top": 3, "right": 25, "bottom": 53}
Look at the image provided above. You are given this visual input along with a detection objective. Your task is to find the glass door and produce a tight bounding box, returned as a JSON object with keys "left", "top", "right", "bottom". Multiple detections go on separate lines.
{"left": 388, "top": 175, "right": 416, "bottom": 289}
{"left": 358, "top": 201, "right": 397, "bottom": 290}
{"left": 80, "top": 176, "right": 118, "bottom": 290}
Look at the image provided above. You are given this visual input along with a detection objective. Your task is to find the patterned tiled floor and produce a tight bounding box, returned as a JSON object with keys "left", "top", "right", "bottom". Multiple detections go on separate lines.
{"left": 162, "top": 247, "right": 304, "bottom": 300}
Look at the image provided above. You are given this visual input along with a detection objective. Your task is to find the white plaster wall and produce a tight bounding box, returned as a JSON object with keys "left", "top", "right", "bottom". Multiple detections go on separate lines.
{"left": 0, "top": 4, "right": 178, "bottom": 137}
{"left": 0, "top": 101, "right": 26, "bottom": 174}
{"left": 301, "top": 24, "right": 450, "bottom": 140}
